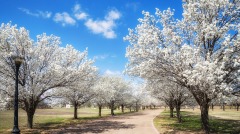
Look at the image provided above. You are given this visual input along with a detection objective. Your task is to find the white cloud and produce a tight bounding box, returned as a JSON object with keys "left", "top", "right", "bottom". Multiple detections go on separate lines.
{"left": 38, "top": 11, "right": 52, "bottom": 18}
{"left": 18, "top": 8, "right": 52, "bottom": 18}
{"left": 73, "top": 4, "right": 88, "bottom": 20}
{"left": 106, "top": 10, "right": 121, "bottom": 20}
{"left": 93, "top": 54, "right": 117, "bottom": 60}
{"left": 75, "top": 13, "right": 88, "bottom": 20}
{"left": 104, "top": 69, "right": 122, "bottom": 76}
{"left": 94, "top": 54, "right": 109, "bottom": 60}
{"left": 19, "top": 8, "right": 38, "bottom": 17}
{"left": 126, "top": 2, "right": 140, "bottom": 12}
{"left": 84, "top": 10, "right": 121, "bottom": 39}
{"left": 53, "top": 12, "right": 76, "bottom": 26}
{"left": 73, "top": 4, "right": 81, "bottom": 12}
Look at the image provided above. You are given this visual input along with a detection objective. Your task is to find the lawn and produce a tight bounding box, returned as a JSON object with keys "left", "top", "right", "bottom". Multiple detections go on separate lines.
{"left": 0, "top": 107, "right": 127, "bottom": 133}
{"left": 154, "top": 107, "right": 240, "bottom": 134}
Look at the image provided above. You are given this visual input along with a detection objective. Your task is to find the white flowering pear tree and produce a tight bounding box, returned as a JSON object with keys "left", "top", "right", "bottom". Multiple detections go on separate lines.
{"left": 54, "top": 46, "right": 98, "bottom": 119}
{"left": 0, "top": 90, "right": 11, "bottom": 110}
{"left": 118, "top": 90, "right": 133, "bottom": 113}
{"left": 129, "top": 82, "right": 148, "bottom": 112}
{"left": 141, "top": 92, "right": 159, "bottom": 109}
{"left": 147, "top": 78, "right": 190, "bottom": 122}
{"left": 121, "top": 91, "right": 135, "bottom": 112}
{"left": 218, "top": 93, "right": 240, "bottom": 111}
{"left": 0, "top": 23, "right": 97, "bottom": 128}
{"left": 98, "top": 75, "right": 129, "bottom": 116}
{"left": 146, "top": 79, "right": 175, "bottom": 117}
{"left": 92, "top": 75, "right": 132, "bottom": 115}
{"left": 124, "top": 1, "right": 239, "bottom": 133}
{"left": 91, "top": 75, "right": 125, "bottom": 116}
{"left": 92, "top": 77, "right": 107, "bottom": 116}
{"left": 231, "top": 95, "right": 240, "bottom": 111}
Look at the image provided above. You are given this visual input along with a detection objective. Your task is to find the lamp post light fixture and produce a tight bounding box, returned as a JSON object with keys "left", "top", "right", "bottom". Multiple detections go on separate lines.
{"left": 11, "top": 56, "right": 24, "bottom": 134}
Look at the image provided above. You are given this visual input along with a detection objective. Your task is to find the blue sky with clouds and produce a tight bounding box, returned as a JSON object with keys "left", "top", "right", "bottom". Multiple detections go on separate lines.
{"left": 0, "top": 0, "right": 183, "bottom": 75}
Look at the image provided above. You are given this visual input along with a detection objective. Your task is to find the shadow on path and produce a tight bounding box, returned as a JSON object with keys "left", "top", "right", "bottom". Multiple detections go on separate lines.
{"left": 55, "top": 120, "right": 135, "bottom": 134}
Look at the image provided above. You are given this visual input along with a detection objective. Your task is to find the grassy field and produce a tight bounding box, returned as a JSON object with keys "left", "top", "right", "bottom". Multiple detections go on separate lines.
{"left": 154, "top": 107, "right": 240, "bottom": 134}
{"left": 0, "top": 107, "right": 128, "bottom": 133}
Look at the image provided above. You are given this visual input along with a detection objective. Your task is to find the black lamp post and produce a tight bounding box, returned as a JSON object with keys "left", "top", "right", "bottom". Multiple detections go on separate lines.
{"left": 12, "top": 56, "right": 24, "bottom": 134}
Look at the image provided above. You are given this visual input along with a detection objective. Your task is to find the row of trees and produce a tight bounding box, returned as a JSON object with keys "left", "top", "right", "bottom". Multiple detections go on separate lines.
{"left": 0, "top": 23, "right": 159, "bottom": 129}
{"left": 91, "top": 76, "right": 158, "bottom": 117}
{"left": 55, "top": 75, "right": 158, "bottom": 119}
{"left": 124, "top": 0, "right": 239, "bottom": 133}
{"left": 146, "top": 78, "right": 190, "bottom": 123}
{"left": 210, "top": 93, "right": 240, "bottom": 111}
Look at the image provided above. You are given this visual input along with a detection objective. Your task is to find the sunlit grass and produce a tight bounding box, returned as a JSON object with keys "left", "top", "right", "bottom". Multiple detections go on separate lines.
{"left": 154, "top": 107, "right": 240, "bottom": 134}
{"left": 0, "top": 107, "right": 129, "bottom": 133}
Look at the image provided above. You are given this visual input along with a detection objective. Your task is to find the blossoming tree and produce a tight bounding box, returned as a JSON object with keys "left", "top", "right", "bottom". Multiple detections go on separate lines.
{"left": 95, "top": 75, "right": 129, "bottom": 116}
{"left": 147, "top": 78, "right": 189, "bottom": 122}
{"left": 124, "top": 0, "right": 239, "bottom": 133}
{"left": 54, "top": 46, "right": 98, "bottom": 119}
{"left": 0, "top": 23, "right": 97, "bottom": 128}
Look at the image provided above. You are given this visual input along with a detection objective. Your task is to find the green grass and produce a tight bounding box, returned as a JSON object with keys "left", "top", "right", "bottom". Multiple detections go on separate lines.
{"left": 0, "top": 107, "right": 130, "bottom": 133}
{"left": 154, "top": 108, "right": 240, "bottom": 134}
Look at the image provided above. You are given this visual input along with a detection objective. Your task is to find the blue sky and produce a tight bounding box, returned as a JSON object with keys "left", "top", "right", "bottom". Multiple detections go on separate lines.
{"left": 0, "top": 0, "right": 183, "bottom": 75}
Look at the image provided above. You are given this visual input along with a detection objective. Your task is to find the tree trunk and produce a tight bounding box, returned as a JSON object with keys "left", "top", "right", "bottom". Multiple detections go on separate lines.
{"left": 237, "top": 103, "right": 239, "bottom": 111}
{"left": 176, "top": 105, "right": 182, "bottom": 123}
{"left": 121, "top": 104, "right": 124, "bottom": 113}
{"left": 222, "top": 103, "right": 225, "bottom": 111}
{"left": 74, "top": 101, "right": 78, "bottom": 119}
{"left": 24, "top": 98, "right": 37, "bottom": 129}
{"left": 167, "top": 97, "right": 175, "bottom": 118}
{"left": 200, "top": 101, "right": 210, "bottom": 134}
{"left": 211, "top": 103, "right": 214, "bottom": 111}
{"left": 98, "top": 105, "right": 102, "bottom": 117}
{"left": 169, "top": 99, "right": 174, "bottom": 118}
{"left": 26, "top": 109, "right": 35, "bottom": 129}
{"left": 135, "top": 102, "right": 138, "bottom": 112}
{"left": 110, "top": 101, "right": 114, "bottom": 116}
{"left": 170, "top": 106, "right": 174, "bottom": 118}
{"left": 190, "top": 86, "right": 211, "bottom": 134}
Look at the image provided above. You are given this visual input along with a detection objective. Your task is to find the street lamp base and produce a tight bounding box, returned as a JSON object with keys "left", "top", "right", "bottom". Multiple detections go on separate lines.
{"left": 12, "top": 126, "right": 20, "bottom": 134}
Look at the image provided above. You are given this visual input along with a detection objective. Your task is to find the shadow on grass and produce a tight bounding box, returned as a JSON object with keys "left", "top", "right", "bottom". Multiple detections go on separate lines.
{"left": 30, "top": 116, "right": 135, "bottom": 134}
{"left": 210, "top": 118, "right": 240, "bottom": 133}
{"left": 23, "top": 111, "right": 139, "bottom": 133}
{"left": 156, "top": 111, "right": 240, "bottom": 134}
{"left": 34, "top": 116, "right": 101, "bottom": 130}
{"left": 22, "top": 117, "right": 93, "bottom": 134}
{"left": 58, "top": 120, "right": 135, "bottom": 133}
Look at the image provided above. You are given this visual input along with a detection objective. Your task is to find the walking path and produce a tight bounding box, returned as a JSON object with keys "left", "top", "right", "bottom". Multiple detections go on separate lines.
{"left": 56, "top": 109, "right": 162, "bottom": 134}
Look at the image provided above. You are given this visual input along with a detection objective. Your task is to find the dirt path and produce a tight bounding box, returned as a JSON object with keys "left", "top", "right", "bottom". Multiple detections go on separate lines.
{"left": 55, "top": 109, "right": 162, "bottom": 134}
